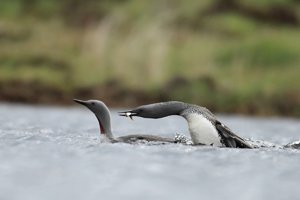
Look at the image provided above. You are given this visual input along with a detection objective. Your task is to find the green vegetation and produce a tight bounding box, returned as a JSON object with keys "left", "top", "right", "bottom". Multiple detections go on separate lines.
{"left": 0, "top": 0, "right": 300, "bottom": 116}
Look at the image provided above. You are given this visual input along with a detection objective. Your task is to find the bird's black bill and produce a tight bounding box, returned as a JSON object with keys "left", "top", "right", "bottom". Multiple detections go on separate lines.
{"left": 73, "top": 99, "right": 88, "bottom": 106}
{"left": 118, "top": 111, "right": 137, "bottom": 120}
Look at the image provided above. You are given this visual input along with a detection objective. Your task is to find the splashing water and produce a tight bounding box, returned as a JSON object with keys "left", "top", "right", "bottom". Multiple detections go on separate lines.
{"left": 0, "top": 103, "right": 300, "bottom": 200}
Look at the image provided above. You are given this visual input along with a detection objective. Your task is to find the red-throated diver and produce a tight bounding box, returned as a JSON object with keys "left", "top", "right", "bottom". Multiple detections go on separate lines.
{"left": 119, "top": 101, "right": 253, "bottom": 148}
{"left": 73, "top": 99, "right": 176, "bottom": 144}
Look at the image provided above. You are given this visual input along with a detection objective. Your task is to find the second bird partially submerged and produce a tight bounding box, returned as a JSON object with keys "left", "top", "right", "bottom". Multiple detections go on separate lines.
{"left": 119, "top": 101, "right": 253, "bottom": 148}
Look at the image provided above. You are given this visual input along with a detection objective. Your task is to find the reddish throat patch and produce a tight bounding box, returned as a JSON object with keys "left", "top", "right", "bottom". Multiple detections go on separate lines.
{"left": 99, "top": 121, "right": 105, "bottom": 134}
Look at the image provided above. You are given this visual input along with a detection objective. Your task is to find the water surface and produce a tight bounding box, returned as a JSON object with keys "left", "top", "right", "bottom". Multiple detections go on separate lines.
{"left": 0, "top": 104, "right": 300, "bottom": 200}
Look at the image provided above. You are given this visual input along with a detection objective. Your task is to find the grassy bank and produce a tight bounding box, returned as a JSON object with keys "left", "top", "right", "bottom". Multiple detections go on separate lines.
{"left": 0, "top": 0, "right": 300, "bottom": 116}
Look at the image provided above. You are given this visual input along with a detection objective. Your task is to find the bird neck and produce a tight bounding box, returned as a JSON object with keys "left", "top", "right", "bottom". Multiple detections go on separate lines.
{"left": 146, "top": 101, "right": 189, "bottom": 118}
{"left": 94, "top": 113, "right": 114, "bottom": 141}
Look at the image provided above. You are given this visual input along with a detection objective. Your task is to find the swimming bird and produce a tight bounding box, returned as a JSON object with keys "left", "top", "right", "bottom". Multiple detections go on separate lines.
{"left": 119, "top": 101, "right": 253, "bottom": 148}
{"left": 73, "top": 99, "right": 177, "bottom": 144}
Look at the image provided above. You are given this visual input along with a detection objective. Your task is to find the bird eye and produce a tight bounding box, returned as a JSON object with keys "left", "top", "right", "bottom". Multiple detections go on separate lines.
{"left": 91, "top": 102, "right": 95, "bottom": 106}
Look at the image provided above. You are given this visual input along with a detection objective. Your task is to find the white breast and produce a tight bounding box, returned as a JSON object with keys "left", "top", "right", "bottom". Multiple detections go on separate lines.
{"left": 185, "top": 113, "right": 222, "bottom": 147}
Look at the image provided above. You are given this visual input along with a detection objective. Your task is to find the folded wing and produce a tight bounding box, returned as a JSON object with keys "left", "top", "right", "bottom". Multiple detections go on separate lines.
{"left": 215, "top": 121, "right": 253, "bottom": 149}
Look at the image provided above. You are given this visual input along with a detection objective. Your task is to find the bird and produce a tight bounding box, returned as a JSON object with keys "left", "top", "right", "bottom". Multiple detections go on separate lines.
{"left": 73, "top": 99, "right": 177, "bottom": 144}
{"left": 119, "top": 101, "right": 253, "bottom": 148}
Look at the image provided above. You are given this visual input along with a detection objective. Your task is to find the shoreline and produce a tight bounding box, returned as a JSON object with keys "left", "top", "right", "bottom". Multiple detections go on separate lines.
{"left": 1, "top": 79, "right": 299, "bottom": 117}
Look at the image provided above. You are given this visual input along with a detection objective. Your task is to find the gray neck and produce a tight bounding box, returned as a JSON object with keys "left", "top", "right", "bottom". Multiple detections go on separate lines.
{"left": 94, "top": 110, "right": 114, "bottom": 140}
{"left": 141, "top": 101, "right": 189, "bottom": 118}
{"left": 141, "top": 101, "right": 216, "bottom": 123}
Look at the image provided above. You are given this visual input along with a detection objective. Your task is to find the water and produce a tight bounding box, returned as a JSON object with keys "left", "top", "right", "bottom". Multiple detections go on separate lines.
{"left": 0, "top": 103, "right": 300, "bottom": 200}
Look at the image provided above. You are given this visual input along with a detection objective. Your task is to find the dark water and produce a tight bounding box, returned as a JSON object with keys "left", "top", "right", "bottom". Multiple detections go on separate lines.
{"left": 0, "top": 104, "right": 300, "bottom": 200}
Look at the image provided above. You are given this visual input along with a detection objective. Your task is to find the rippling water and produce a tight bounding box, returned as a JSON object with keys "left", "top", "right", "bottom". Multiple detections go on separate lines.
{"left": 0, "top": 103, "right": 300, "bottom": 200}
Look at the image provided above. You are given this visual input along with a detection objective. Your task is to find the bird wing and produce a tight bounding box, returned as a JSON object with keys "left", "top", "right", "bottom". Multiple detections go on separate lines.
{"left": 117, "top": 134, "right": 175, "bottom": 144}
{"left": 215, "top": 121, "right": 253, "bottom": 149}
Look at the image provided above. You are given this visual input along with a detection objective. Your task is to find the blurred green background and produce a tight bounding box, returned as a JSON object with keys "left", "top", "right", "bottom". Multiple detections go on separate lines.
{"left": 0, "top": 0, "right": 299, "bottom": 116}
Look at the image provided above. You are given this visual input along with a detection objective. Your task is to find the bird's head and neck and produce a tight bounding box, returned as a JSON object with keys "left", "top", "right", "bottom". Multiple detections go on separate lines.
{"left": 119, "top": 101, "right": 188, "bottom": 119}
{"left": 73, "top": 99, "right": 114, "bottom": 141}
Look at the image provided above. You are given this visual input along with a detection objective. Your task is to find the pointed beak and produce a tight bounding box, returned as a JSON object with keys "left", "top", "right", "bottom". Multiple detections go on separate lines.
{"left": 73, "top": 99, "right": 88, "bottom": 106}
{"left": 118, "top": 110, "right": 137, "bottom": 120}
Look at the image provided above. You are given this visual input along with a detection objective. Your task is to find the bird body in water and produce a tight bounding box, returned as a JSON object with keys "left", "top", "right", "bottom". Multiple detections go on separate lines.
{"left": 119, "top": 101, "right": 253, "bottom": 148}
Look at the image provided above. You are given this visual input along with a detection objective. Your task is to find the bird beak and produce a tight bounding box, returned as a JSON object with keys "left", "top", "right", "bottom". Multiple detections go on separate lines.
{"left": 73, "top": 99, "right": 88, "bottom": 106}
{"left": 118, "top": 111, "right": 137, "bottom": 120}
